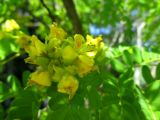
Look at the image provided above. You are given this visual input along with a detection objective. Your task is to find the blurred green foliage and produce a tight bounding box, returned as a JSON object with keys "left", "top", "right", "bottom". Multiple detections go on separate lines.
{"left": 1, "top": 0, "right": 160, "bottom": 120}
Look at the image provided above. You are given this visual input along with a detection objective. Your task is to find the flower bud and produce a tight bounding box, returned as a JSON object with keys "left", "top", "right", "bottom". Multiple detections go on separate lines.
{"left": 62, "top": 46, "right": 77, "bottom": 64}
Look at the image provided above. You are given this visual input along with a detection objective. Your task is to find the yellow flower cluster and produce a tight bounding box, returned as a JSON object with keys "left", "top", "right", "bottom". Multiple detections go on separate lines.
{"left": 17, "top": 24, "right": 104, "bottom": 99}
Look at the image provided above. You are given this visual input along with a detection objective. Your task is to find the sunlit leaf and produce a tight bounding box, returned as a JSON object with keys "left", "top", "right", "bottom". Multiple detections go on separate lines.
{"left": 111, "top": 59, "right": 126, "bottom": 72}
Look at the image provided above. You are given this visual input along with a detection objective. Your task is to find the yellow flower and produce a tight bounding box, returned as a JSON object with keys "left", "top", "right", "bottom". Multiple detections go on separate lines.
{"left": 29, "top": 71, "right": 52, "bottom": 86}
{"left": 58, "top": 75, "right": 79, "bottom": 99}
{"left": 49, "top": 23, "right": 67, "bottom": 40}
{"left": 18, "top": 24, "right": 104, "bottom": 99}
{"left": 62, "top": 45, "right": 78, "bottom": 64}
{"left": 29, "top": 35, "right": 46, "bottom": 56}
{"left": 86, "top": 35, "right": 102, "bottom": 47}
{"left": 77, "top": 55, "right": 95, "bottom": 77}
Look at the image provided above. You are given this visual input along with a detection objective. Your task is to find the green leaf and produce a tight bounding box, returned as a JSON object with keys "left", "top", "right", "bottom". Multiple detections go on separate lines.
{"left": 87, "top": 87, "right": 101, "bottom": 109}
{"left": 0, "top": 82, "right": 5, "bottom": 98}
{"left": 156, "top": 63, "right": 160, "bottom": 80}
{"left": 11, "top": 89, "right": 39, "bottom": 107}
{"left": 142, "top": 50, "right": 150, "bottom": 62}
{"left": 7, "top": 89, "right": 39, "bottom": 120}
{"left": 7, "top": 106, "right": 34, "bottom": 120}
{"left": 22, "top": 71, "right": 31, "bottom": 86}
{"left": 144, "top": 80, "right": 160, "bottom": 111}
{"left": 0, "top": 39, "right": 19, "bottom": 60}
{"left": 111, "top": 59, "right": 126, "bottom": 72}
{"left": 100, "top": 103, "right": 141, "bottom": 120}
{"left": 48, "top": 93, "right": 68, "bottom": 111}
{"left": 47, "top": 105, "right": 90, "bottom": 120}
{"left": 132, "top": 47, "right": 142, "bottom": 64}
{"left": 0, "top": 105, "right": 4, "bottom": 120}
{"left": 79, "top": 71, "right": 101, "bottom": 88}
{"left": 122, "top": 50, "right": 133, "bottom": 65}
{"left": 7, "top": 74, "right": 22, "bottom": 92}
{"left": 0, "top": 81, "right": 13, "bottom": 102}
{"left": 102, "top": 93, "right": 119, "bottom": 106}
{"left": 78, "top": 72, "right": 102, "bottom": 109}
{"left": 100, "top": 104, "right": 121, "bottom": 120}
{"left": 119, "top": 67, "right": 134, "bottom": 85}
{"left": 47, "top": 84, "right": 69, "bottom": 111}
{"left": 135, "top": 87, "right": 157, "bottom": 120}
{"left": 70, "top": 92, "right": 84, "bottom": 107}
{"left": 142, "top": 65, "right": 154, "bottom": 84}
{"left": 47, "top": 105, "right": 69, "bottom": 120}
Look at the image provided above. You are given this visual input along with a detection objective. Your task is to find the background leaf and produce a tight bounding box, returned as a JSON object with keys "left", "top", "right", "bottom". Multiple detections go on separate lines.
{"left": 142, "top": 65, "right": 154, "bottom": 84}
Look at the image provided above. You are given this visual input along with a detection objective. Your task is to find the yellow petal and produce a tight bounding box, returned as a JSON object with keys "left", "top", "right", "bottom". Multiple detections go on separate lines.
{"left": 29, "top": 71, "right": 51, "bottom": 86}
{"left": 28, "top": 35, "right": 46, "bottom": 57}
{"left": 74, "top": 34, "right": 84, "bottom": 48}
{"left": 58, "top": 75, "right": 79, "bottom": 99}
{"left": 47, "top": 37, "right": 61, "bottom": 48}
{"left": 76, "top": 60, "right": 94, "bottom": 77}
{"left": 86, "top": 51, "right": 97, "bottom": 58}
{"left": 32, "top": 35, "right": 46, "bottom": 53}
{"left": 86, "top": 35, "right": 93, "bottom": 44}
{"left": 2, "top": 19, "right": 20, "bottom": 32}
{"left": 86, "top": 35, "right": 102, "bottom": 46}
{"left": 78, "top": 55, "right": 94, "bottom": 67}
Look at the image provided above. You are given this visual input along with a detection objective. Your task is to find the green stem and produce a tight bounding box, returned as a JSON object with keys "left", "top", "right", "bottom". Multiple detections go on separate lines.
{"left": 1, "top": 52, "right": 24, "bottom": 65}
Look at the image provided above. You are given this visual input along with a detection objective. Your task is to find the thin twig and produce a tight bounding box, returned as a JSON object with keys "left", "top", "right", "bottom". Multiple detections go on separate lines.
{"left": 1, "top": 53, "right": 21, "bottom": 65}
